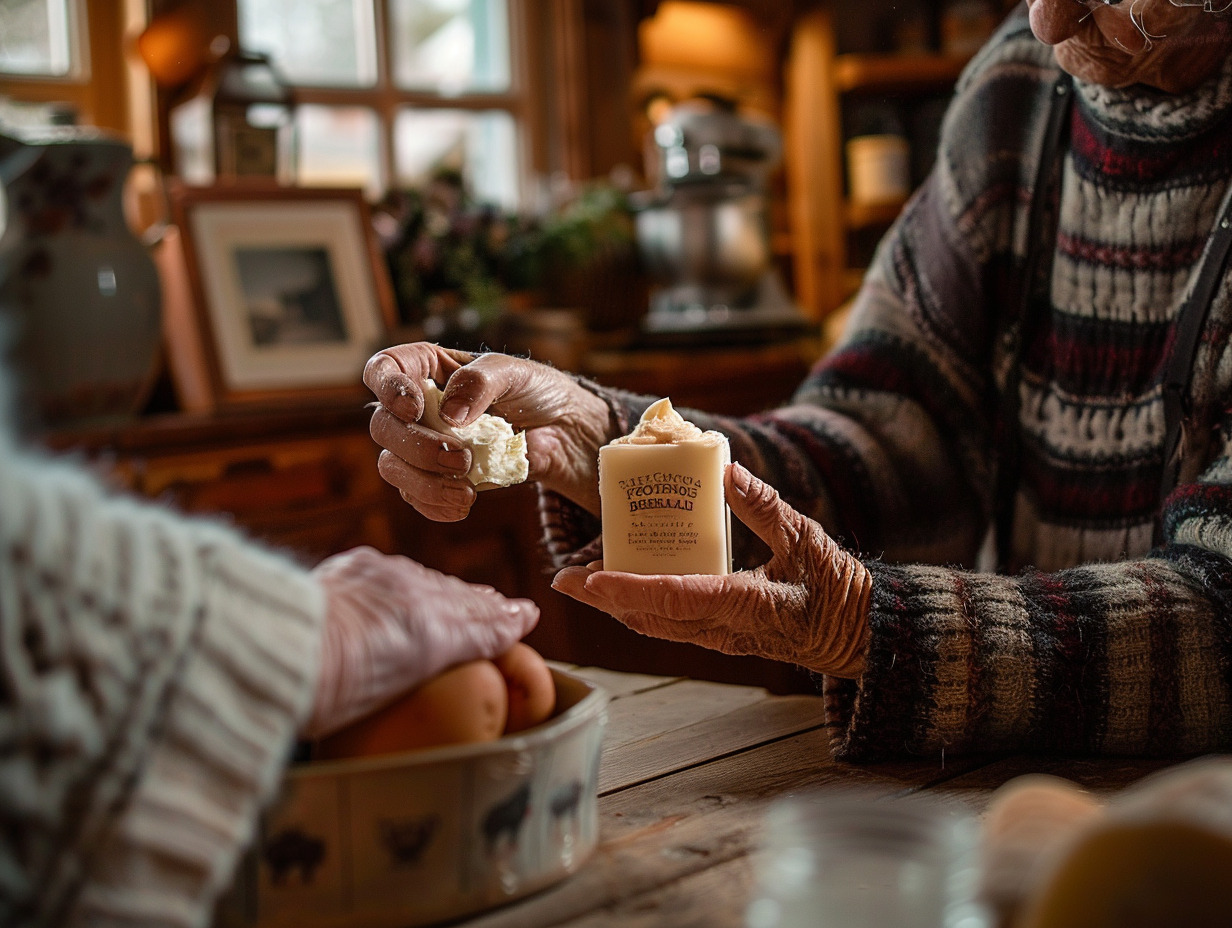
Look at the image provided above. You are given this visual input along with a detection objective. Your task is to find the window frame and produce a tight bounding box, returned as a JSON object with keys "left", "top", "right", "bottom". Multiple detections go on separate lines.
{"left": 232, "top": 0, "right": 542, "bottom": 203}
{"left": 1, "top": 0, "right": 612, "bottom": 207}
{"left": 0, "top": 0, "right": 133, "bottom": 134}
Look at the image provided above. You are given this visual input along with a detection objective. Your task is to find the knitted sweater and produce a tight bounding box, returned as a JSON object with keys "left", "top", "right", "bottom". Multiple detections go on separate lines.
{"left": 0, "top": 374, "right": 324, "bottom": 924}
{"left": 544, "top": 13, "right": 1232, "bottom": 762}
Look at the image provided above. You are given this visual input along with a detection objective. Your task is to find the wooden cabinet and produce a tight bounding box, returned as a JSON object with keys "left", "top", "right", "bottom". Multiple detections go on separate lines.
{"left": 784, "top": 5, "right": 972, "bottom": 319}
{"left": 46, "top": 403, "right": 402, "bottom": 562}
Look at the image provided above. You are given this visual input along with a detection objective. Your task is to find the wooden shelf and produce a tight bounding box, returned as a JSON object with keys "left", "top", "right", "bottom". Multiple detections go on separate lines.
{"left": 841, "top": 268, "right": 867, "bottom": 296}
{"left": 833, "top": 53, "right": 970, "bottom": 95}
{"left": 786, "top": 10, "right": 972, "bottom": 321}
{"left": 771, "top": 230, "right": 795, "bottom": 257}
{"left": 845, "top": 198, "right": 908, "bottom": 229}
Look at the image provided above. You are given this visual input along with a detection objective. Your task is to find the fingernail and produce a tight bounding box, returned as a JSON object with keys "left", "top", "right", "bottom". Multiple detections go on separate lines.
{"left": 438, "top": 448, "right": 470, "bottom": 471}
{"left": 444, "top": 481, "right": 473, "bottom": 503}
{"left": 442, "top": 402, "right": 470, "bottom": 425}
{"left": 384, "top": 373, "right": 410, "bottom": 397}
{"left": 729, "top": 462, "right": 752, "bottom": 497}
{"left": 381, "top": 374, "right": 422, "bottom": 417}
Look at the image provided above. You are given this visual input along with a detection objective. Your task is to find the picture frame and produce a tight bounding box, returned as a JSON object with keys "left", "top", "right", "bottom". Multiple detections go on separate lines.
{"left": 157, "top": 183, "right": 397, "bottom": 413}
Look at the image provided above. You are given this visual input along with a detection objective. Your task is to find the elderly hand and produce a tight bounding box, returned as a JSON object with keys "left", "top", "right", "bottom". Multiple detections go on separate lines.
{"left": 551, "top": 463, "right": 872, "bottom": 678}
{"left": 303, "top": 547, "right": 539, "bottom": 738}
{"left": 364, "top": 343, "right": 613, "bottom": 521}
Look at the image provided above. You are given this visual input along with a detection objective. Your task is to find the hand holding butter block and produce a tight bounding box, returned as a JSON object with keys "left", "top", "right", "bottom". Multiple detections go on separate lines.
{"left": 418, "top": 378, "right": 528, "bottom": 489}
{"left": 599, "top": 397, "right": 732, "bottom": 575}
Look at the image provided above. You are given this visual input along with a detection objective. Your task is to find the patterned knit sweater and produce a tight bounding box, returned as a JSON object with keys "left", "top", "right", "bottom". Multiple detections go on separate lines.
{"left": 544, "top": 12, "right": 1232, "bottom": 763}
{"left": 0, "top": 373, "right": 324, "bottom": 924}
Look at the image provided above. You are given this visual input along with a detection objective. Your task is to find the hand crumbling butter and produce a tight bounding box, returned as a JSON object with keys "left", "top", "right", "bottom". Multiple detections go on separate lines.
{"left": 418, "top": 379, "right": 528, "bottom": 488}
{"left": 598, "top": 397, "right": 732, "bottom": 575}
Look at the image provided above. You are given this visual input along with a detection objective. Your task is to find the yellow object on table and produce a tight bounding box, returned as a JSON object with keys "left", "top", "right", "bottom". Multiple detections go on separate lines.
{"left": 982, "top": 756, "right": 1232, "bottom": 928}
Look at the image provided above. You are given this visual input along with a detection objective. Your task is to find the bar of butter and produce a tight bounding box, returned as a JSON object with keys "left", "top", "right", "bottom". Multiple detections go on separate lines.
{"left": 598, "top": 397, "right": 732, "bottom": 575}
{"left": 418, "top": 379, "right": 528, "bottom": 489}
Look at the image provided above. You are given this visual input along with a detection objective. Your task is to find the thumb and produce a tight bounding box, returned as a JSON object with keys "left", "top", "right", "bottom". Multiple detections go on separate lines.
{"left": 471, "top": 595, "right": 541, "bottom": 649}
{"left": 724, "top": 463, "right": 811, "bottom": 557}
{"left": 500, "top": 598, "right": 541, "bottom": 640}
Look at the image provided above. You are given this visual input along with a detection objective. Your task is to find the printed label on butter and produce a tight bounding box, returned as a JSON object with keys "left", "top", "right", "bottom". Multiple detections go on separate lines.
{"left": 598, "top": 399, "right": 732, "bottom": 575}
{"left": 620, "top": 471, "right": 699, "bottom": 513}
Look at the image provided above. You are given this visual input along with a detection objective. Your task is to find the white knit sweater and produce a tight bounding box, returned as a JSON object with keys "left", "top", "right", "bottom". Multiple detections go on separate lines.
{"left": 0, "top": 374, "right": 325, "bottom": 925}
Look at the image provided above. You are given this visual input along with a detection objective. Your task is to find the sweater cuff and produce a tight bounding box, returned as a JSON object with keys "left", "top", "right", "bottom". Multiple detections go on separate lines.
{"left": 824, "top": 559, "right": 959, "bottom": 763}
{"left": 536, "top": 377, "right": 641, "bottom": 570}
{"left": 71, "top": 533, "right": 325, "bottom": 926}
{"left": 537, "top": 485, "right": 604, "bottom": 570}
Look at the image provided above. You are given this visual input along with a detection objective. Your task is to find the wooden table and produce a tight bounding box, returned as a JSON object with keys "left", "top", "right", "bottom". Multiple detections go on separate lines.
{"left": 459, "top": 665, "right": 1178, "bottom": 928}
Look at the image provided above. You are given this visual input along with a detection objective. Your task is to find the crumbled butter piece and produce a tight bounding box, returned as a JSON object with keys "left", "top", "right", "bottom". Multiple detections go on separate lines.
{"left": 419, "top": 380, "right": 528, "bottom": 488}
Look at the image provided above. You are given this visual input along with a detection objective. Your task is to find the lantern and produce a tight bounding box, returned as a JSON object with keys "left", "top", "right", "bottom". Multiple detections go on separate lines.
{"left": 169, "top": 49, "right": 296, "bottom": 184}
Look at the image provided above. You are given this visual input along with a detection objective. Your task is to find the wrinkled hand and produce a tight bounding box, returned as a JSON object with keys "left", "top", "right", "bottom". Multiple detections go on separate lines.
{"left": 364, "top": 343, "right": 613, "bottom": 521}
{"left": 551, "top": 464, "right": 872, "bottom": 678}
{"left": 303, "top": 547, "right": 539, "bottom": 738}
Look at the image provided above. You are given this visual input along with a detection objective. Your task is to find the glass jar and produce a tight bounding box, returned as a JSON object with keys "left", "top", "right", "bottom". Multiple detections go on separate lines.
{"left": 747, "top": 789, "right": 989, "bottom": 928}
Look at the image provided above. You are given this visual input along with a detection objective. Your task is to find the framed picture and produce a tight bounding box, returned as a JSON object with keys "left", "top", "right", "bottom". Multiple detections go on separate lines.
{"left": 158, "top": 183, "right": 397, "bottom": 412}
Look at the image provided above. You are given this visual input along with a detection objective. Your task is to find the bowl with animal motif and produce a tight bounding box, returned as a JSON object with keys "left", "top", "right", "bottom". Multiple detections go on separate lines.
{"left": 222, "top": 667, "right": 609, "bottom": 927}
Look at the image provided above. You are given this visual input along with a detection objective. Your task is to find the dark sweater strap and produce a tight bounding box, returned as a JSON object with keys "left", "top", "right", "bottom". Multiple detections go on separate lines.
{"left": 1158, "top": 181, "right": 1232, "bottom": 515}
{"left": 994, "top": 73, "right": 1074, "bottom": 568}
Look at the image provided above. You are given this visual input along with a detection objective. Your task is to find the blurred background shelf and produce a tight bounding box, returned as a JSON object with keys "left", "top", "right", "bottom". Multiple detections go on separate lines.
{"left": 834, "top": 52, "right": 971, "bottom": 94}
{"left": 786, "top": 8, "right": 977, "bottom": 321}
{"left": 845, "top": 197, "right": 910, "bottom": 229}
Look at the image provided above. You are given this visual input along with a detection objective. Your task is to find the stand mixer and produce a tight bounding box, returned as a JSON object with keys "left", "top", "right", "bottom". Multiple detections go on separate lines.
{"left": 632, "top": 95, "right": 807, "bottom": 340}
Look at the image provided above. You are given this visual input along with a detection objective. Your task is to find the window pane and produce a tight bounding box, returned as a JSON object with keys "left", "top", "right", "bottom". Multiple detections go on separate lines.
{"left": 238, "top": 0, "right": 376, "bottom": 87}
{"left": 391, "top": 0, "right": 510, "bottom": 94}
{"left": 0, "top": 0, "right": 74, "bottom": 76}
{"left": 296, "top": 104, "right": 382, "bottom": 197}
{"left": 394, "top": 108, "right": 518, "bottom": 210}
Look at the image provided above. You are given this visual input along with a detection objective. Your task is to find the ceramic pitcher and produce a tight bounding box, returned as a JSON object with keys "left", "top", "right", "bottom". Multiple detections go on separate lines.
{"left": 0, "top": 126, "right": 162, "bottom": 430}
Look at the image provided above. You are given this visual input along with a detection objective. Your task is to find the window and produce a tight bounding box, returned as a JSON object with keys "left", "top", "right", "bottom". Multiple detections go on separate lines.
{"left": 234, "top": 0, "right": 526, "bottom": 208}
{"left": 0, "top": 0, "right": 133, "bottom": 137}
{"left": 0, "top": 0, "right": 81, "bottom": 77}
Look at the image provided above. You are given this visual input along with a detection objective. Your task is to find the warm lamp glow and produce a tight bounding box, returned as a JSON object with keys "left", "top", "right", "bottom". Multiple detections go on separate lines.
{"left": 644, "top": 91, "right": 675, "bottom": 126}
{"left": 638, "top": 1, "right": 774, "bottom": 79}
{"left": 135, "top": 6, "right": 213, "bottom": 88}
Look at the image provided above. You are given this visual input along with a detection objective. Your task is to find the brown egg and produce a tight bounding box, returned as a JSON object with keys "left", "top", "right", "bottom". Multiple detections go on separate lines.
{"left": 317, "top": 659, "right": 508, "bottom": 760}
{"left": 980, "top": 774, "right": 1106, "bottom": 925}
{"left": 493, "top": 643, "right": 556, "bottom": 734}
{"left": 983, "top": 774, "right": 1105, "bottom": 842}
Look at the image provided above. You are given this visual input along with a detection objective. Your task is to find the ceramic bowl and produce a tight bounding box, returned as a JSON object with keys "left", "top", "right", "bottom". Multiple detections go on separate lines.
{"left": 222, "top": 668, "right": 609, "bottom": 928}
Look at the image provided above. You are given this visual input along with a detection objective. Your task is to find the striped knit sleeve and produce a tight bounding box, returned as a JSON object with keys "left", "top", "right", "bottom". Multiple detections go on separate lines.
{"left": 0, "top": 439, "right": 325, "bottom": 927}
{"left": 827, "top": 406, "right": 1232, "bottom": 761}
